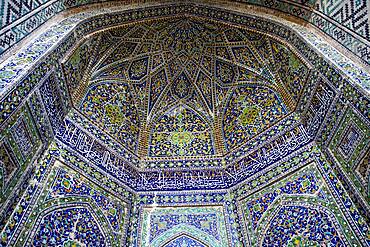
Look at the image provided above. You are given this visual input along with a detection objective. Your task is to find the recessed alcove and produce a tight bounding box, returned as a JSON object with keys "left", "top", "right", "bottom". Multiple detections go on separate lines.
{"left": 0, "top": 1, "right": 369, "bottom": 246}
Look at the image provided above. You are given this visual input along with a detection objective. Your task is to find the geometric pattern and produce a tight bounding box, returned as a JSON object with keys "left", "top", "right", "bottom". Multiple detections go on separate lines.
{"left": 9, "top": 117, "right": 33, "bottom": 158}
{"left": 0, "top": 103, "right": 42, "bottom": 224}
{"left": 80, "top": 82, "right": 140, "bottom": 152}
{"left": 149, "top": 106, "right": 215, "bottom": 157}
{"left": 338, "top": 122, "right": 362, "bottom": 159}
{"left": 164, "top": 236, "right": 208, "bottom": 247}
{"left": 39, "top": 72, "right": 66, "bottom": 133}
{"left": 243, "top": 172, "right": 325, "bottom": 230}
{"left": 0, "top": 2, "right": 369, "bottom": 247}
{"left": 263, "top": 205, "right": 345, "bottom": 246}
{"left": 313, "top": 0, "right": 370, "bottom": 65}
{"left": 0, "top": 1, "right": 48, "bottom": 28}
{"left": 10, "top": 160, "right": 130, "bottom": 246}
{"left": 329, "top": 106, "right": 370, "bottom": 200}
{"left": 62, "top": 37, "right": 98, "bottom": 96}
{"left": 139, "top": 206, "right": 229, "bottom": 247}
{"left": 0, "top": 0, "right": 116, "bottom": 55}
{"left": 0, "top": 141, "right": 18, "bottom": 192}
{"left": 317, "top": 0, "right": 369, "bottom": 41}
{"left": 32, "top": 207, "right": 107, "bottom": 246}
{"left": 1, "top": 0, "right": 366, "bottom": 67}
{"left": 77, "top": 17, "right": 301, "bottom": 158}
{"left": 223, "top": 85, "right": 288, "bottom": 151}
{"left": 238, "top": 162, "right": 358, "bottom": 246}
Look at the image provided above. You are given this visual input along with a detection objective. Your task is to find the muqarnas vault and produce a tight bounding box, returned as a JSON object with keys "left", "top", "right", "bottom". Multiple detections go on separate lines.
{"left": 0, "top": 1, "right": 369, "bottom": 247}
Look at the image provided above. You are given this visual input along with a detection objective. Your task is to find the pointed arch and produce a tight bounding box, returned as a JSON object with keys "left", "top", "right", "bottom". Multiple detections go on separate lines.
{"left": 151, "top": 224, "right": 220, "bottom": 247}
{"left": 29, "top": 203, "right": 111, "bottom": 247}
{"left": 258, "top": 202, "right": 347, "bottom": 247}
{"left": 162, "top": 234, "right": 210, "bottom": 247}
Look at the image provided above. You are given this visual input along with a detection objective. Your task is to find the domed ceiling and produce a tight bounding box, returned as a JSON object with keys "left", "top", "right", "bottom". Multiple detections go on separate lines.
{"left": 2, "top": 3, "right": 369, "bottom": 247}
{"left": 77, "top": 16, "right": 309, "bottom": 160}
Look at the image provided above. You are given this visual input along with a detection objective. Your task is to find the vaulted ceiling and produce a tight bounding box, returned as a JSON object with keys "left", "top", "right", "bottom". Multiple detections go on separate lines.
{"left": 1, "top": 2, "right": 369, "bottom": 246}
{"left": 64, "top": 16, "right": 310, "bottom": 160}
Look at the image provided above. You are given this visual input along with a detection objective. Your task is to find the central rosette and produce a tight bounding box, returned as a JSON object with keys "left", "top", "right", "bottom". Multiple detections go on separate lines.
{"left": 168, "top": 112, "right": 195, "bottom": 156}
{"left": 169, "top": 127, "right": 195, "bottom": 155}
{"left": 149, "top": 107, "right": 214, "bottom": 157}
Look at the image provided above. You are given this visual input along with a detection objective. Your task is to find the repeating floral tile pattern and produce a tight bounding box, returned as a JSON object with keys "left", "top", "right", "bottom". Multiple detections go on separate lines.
{"left": 0, "top": 2, "right": 368, "bottom": 247}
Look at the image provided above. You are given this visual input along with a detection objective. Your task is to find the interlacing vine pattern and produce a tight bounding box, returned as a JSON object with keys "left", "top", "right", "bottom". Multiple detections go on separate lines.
{"left": 0, "top": 3, "right": 368, "bottom": 247}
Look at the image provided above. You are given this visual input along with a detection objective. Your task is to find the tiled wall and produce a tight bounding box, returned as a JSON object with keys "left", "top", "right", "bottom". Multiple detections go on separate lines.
{"left": 235, "top": 0, "right": 370, "bottom": 65}
{"left": 313, "top": 0, "right": 369, "bottom": 65}
{"left": 0, "top": 2, "right": 368, "bottom": 246}
{"left": 0, "top": 0, "right": 369, "bottom": 65}
{"left": 0, "top": 0, "right": 157, "bottom": 56}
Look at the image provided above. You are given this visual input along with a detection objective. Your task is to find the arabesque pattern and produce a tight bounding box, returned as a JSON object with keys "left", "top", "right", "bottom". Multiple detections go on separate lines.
{"left": 0, "top": 2, "right": 368, "bottom": 247}
{"left": 79, "top": 17, "right": 304, "bottom": 158}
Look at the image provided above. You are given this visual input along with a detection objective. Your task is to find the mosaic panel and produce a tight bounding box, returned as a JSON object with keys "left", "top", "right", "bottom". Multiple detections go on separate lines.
{"left": 123, "top": 190, "right": 241, "bottom": 246}
{"left": 0, "top": 141, "right": 18, "bottom": 193}
{"left": 1, "top": 140, "right": 368, "bottom": 246}
{"left": 315, "top": 152, "right": 370, "bottom": 245}
{"left": 46, "top": 169, "right": 127, "bottom": 232}
{"left": 66, "top": 110, "right": 141, "bottom": 166}
{"left": 270, "top": 40, "right": 310, "bottom": 102}
{"left": 317, "top": 0, "right": 369, "bottom": 40}
{"left": 67, "top": 109, "right": 302, "bottom": 170}
{"left": 56, "top": 118, "right": 139, "bottom": 188}
{"left": 1, "top": 106, "right": 41, "bottom": 166}
{"left": 195, "top": 71, "right": 213, "bottom": 112}
{"left": 0, "top": 1, "right": 364, "bottom": 174}
{"left": 0, "top": 3, "right": 137, "bottom": 57}
{"left": 149, "top": 106, "right": 215, "bottom": 157}
{"left": 39, "top": 71, "right": 66, "bottom": 133}
{"left": 222, "top": 85, "right": 288, "bottom": 151}
{"left": 149, "top": 68, "right": 168, "bottom": 113}
{"left": 61, "top": 36, "right": 99, "bottom": 95}
{"left": 243, "top": 172, "right": 325, "bottom": 230}
{"left": 311, "top": 12, "right": 370, "bottom": 66}
{"left": 0, "top": 2, "right": 368, "bottom": 128}
{"left": 215, "top": 59, "right": 237, "bottom": 85}
{"left": 73, "top": 16, "right": 311, "bottom": 159}
{"left": 0, "top": 2, "right": 369, "bottom": 247}
{"left": 312, "top": 94, "right": 346, "bottom": 147}
{"left": 9, "top": 117, "right": 33, "bottom": 158}
{"left": 27, "top": 91, "right": 53, "bottom": 143}
{"left": 234, "top": 0, "right": 370, "bottom": 65}
{"left": 238, "top": 163, "right": 360, "bottom": 246}
{"left": 301, "top": 77, "right": 337, "bottom": 139}
{"left": 0, "top": 0, "right": 128, "bottom": 56}
{"left": 97, "top": 41, "right": 137, "bottom": 71}
{"left": 164, "top": 235, "right": 207, "bottom": 247}
{"left": 338, "top": 123, "right": 363, "bottom": 159}
{"left": 32, "top": 207, "right": 107, "bottom": 246}
{"left": 314, "top": 0, "right": 370, "bottom": 65}
{"left": 0, "top": 0, "right": 51, "bottom": 29}
{"left": 0, "top": 0, "right": 65, "bottom": 55}
{"left": 329, "top": 106, "right": 370, "bottom": 201}
{"left": 80, "top": 81, "right": 141, "bottom": 153}
{"left": 128, "top": 57, "right": 149, "bottom": 81}
{"left": 262, "top": 205, "right": 345, "bottom": 246}
{"left": 0, "top": 105, "right": 43, "bottom": 227}
{"left": 57, "top": 115, "right": 311, "bottom": 191}
{"left": 8, "top": 159, "right": 131, "bottom": 246}
{"left": 139, "top": 206, "right": 229, "bottom": 247}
